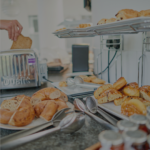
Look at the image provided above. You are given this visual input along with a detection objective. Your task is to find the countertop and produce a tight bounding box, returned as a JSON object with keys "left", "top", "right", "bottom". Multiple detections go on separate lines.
{"left": 0, "top": 69, "right": 107, "bottom": 150}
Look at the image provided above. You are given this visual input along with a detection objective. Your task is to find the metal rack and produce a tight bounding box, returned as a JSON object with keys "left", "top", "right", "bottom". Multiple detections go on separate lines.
{"left": 53, "top": 17, "right": 150, "bottom": 85}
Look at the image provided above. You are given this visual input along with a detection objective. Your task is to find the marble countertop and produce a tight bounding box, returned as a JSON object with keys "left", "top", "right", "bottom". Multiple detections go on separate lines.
{"left": 0, "top": 69, "right": 108, "bottom": 150}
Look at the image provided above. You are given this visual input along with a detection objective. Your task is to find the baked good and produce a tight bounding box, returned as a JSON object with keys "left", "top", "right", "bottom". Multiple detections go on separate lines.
{"left": 121, "top": 99, "right": 147, "bottom": 117}
{"left": 56, "top": 28, "right": 66, "bottom": 31}
{"left": 30, "top": 87, "right": 62, "bottom": 106}
{"left": 79, "top": 75, "right": 91, "bottom": 82}
{"left": 59, "top": 81, "right": 67, "bottom": 87}
{"left": 138, "top": 9, "right": 150, "bottom": 17}
{"left": 11, "top": 34, "right": 32, "bottom": 49}
{"left": 59, "top": 91, "right": 68, "bottom": 102}
{"left": 97, "top": 88, "right": 122, "bottom": 104}
{"left": 122, "top": 82, "right": 139, "bottom": 96}
{"left": 55, "top": 99, "right": 68, "bottom": 111}
{"left": 115, "top": 9, "right": 138, "bottom": 21}
{"left": 140, "top": 85, "right": 150, "bottom": 101}
{"left": 8, "top": 96, "right": 35, "bottom": 127}
{"left": 1, "top": 99, "right": 21, "bottom": 111}
{"left": 0, "top": 109, "right": 14, "bottom": 124}
{"left": 88, "top": 75, "right": 97, "bottom": 81}
{"left": 113, "top": 77, "right": 127, "bottom": 90}
{"left": 106, "top": 18, "right": 116, "bottom": 24}
{"left": 40, "top": 100, "right": 58, "bottom": 121}
{"left": 78, "top": 24, "right": 91, "bottom": 28}
{"left": 97, "top": 18, "right": 107, "bottom": 25}
{"left": 91, "top": 78, "right": 105, "bottom": 84}
{"left": 114, "top": 95, "right": 128, "bottom": 106}
{"left": 94, "top": 84, "right": 113, "bottom": 99}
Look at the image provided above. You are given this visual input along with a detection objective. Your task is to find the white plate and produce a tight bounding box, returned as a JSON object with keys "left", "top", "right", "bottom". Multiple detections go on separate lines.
{"left": 92, "top": 96, "right": 129, "bottom": 120}
{"left": 0, "top": 102, "right": 74, "bottom": 130}
{"left": 52, "top": 82, "right": 95, "bottom": 96}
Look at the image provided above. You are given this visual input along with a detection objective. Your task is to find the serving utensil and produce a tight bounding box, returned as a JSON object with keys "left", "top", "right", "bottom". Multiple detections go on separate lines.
{"left": 86, "top": 96, "right": 118, "bottom": 126}
{"left": 1, "top": 112, "right": 85, "bottom": 150}
{"left": 1, "top": 107, "right": 70, "bottom": 145}
{"left": 66, "top": 76, "right": 100, "bottom": 89}
{"left": 73, "top": 98, "right": 118, "bottom": 131}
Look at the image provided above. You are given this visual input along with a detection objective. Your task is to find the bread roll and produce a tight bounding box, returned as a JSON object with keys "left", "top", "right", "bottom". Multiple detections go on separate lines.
{"left": 97, "top": 18, "right": 107, "bottom": 25}
{"left": 114, "top": 95, "right": 128, "bottom": 106}
{"left": 106, "top": 18, "right": 116, "bottom": 23}
{"left": 91, "top": 78, "right": 105, "bottom": 84}
{"left": 1, "top": 99, "right": 21, "bottom": 111}
{"left": 55, "top": 99, "right": 68, "bottom": 111}
{"left": 140, "top": 85, "right": 150, "bottom": 101}
{"left": 8, "top": 96, "right": 35, "bottom": 127}
{"left": 34, "top": 101, "right": 48, "bottom": 117}
{"left": 59, "top": 91, "right": 68, "bottom": 102}
{"left": 121, "top": 99, "right": 147, "bottom": 117}
{"left": 0, "top": 109, "right": 14, "bottom": 124}
{"left": 30, "top": 87, "right": 63, "bottom": 106}
{"left": 88, "top": 75, "right": 97, "bottom": 81}
{"left": 59, "top": 81, "right": 67, "bottom": 87}
{"left": 97, "top": 88, "right": 122, "bottom": 104}
{"left": 115, "top": 9, "right": 138, "bottom": 21}
{"left": 113, "top": 77, "right": 127, "bottom": 90}
{"left": 122, "top": 82, "right": 139, "bottom": 96}
{"left": 94, "top": 84, "right": 113, "bottom": 99}
{"left": 40, "top": 101, "right": 58, "bottom": 121}
{"left": 138, "top": 9, "right": 150, "bottom": 17}
{"left": 79, "top": 75, "right": 91, "bottom": 82}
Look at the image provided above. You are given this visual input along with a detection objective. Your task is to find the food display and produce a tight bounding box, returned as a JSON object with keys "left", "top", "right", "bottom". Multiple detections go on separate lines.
{"left": 0, "top": 88, "right": 69, "bottom": 127}
{"left": 97, "top": 9, "right": 150, "bottom": 25}
{"left": 94, "top": 76, "right": 150, "bottom": 117}
{"left": 59, "top": 81, "right": 67, "bottom": 87}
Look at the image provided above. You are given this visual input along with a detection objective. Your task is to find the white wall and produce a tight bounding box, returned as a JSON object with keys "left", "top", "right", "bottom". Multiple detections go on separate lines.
{"left": 92, "top": 0, "right": 150, "bottom": 86}
{"left": 0, "top": 0, "right": 29, "bottom": 51}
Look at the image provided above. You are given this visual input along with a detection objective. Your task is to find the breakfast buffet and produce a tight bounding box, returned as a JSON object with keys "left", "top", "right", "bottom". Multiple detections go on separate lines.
{"left": 1, "top": 7, "right": 150, "bottom": 150}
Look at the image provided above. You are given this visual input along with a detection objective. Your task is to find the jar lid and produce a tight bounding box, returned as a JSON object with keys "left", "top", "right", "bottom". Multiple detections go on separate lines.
{"left": 123, "top": 130, "right": 147, "bottom": 144}
{"left": 146, "top": 120, "right": 150, "bottom": 129}
{"left": 99, "top": 130, "right": 123, "bottom": 146}
{"left": 147, "top": 135, "right": 150, "bottom": 145}
{"left": 117, "top": 120, "right": 139, "bottom": 131}
{"left": 129, "top": 114, "right": 147, "bottom": 124}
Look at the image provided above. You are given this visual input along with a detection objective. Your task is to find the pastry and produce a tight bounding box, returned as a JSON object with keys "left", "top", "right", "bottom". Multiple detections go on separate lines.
{"left": 78, "top": 24, "right": 91, "bottom": 28}
{"left": 97, "top": 18, "right": 107, "bottom": 25}
{"left": 121, "top": 99, "right": 147, "bottom": 117}
{"left": 94, "top": 84, "right": 113, "bottom": 99}
{"left": 122, "top": 82, "right": 139, "bottom": 96}
{"left": 79, "top": 75, "right": 91, "bottom": 82}
{"left": 8, "top": 96, "right": 35, "bottom": 127}
{"left": 40, "top": 100, "right": 58, "bottom": 121}
{"left": 114, "top": 95, "right": 128, "bottom": 106}
{"left": 97, "top": 88, "right": 122, "bottom": 104}
{"left": 59, "top": 81, "right": 67, "bottom": 87}
{"left": 138, "top": 9, "right": 150, "bottom": 17}
{"left": 11, "top": 34, "right": 32, "bottom": 49}
{"left": 140, "top": 85, "right": 150, "bottom": 101}
{"left": 115, "top": 9, "right": 138, "bottom": 21}
{"left": 55, "top": 99, "right": 68, "bottom": 111}
{"left": 56, "top": 28, "right": 66, "bottom": 31}
{"left": 113, "top": 77, "right": 127, "bottom": 90}
{"left": 106, "top": 18, "right": 117, "bottom": 23}
{"left": 91, "top": 78, "right": 105, "bottom": 84}
{"left": 88, "top": 75, "right": 97, "bottom": 82}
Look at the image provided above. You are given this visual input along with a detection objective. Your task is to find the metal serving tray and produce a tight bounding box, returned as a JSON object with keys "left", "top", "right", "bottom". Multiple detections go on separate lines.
{"left": 53, "top": 17, "right": 150, "bottom": 38}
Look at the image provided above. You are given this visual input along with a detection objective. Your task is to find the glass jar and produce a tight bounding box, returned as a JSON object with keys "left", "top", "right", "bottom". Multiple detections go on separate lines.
{"left": 98, "top": 130, "right": 124, "bottom": 150}
{"left": 117, "top": 120, "right": 139, "bottom": 133}
{"left": 123, "top": 130, "right": 147, "bottom": 150}
{"left": 129, "top": 114, "right": 148, "bottom": 133}
{"left": 146, "top": 135, "right": 150, "bottom": 150}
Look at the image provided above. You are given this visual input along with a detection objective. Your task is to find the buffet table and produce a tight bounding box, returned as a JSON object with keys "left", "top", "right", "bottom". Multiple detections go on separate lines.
{"left": 0, "top": 69, "right": 106, "bottom": 150}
